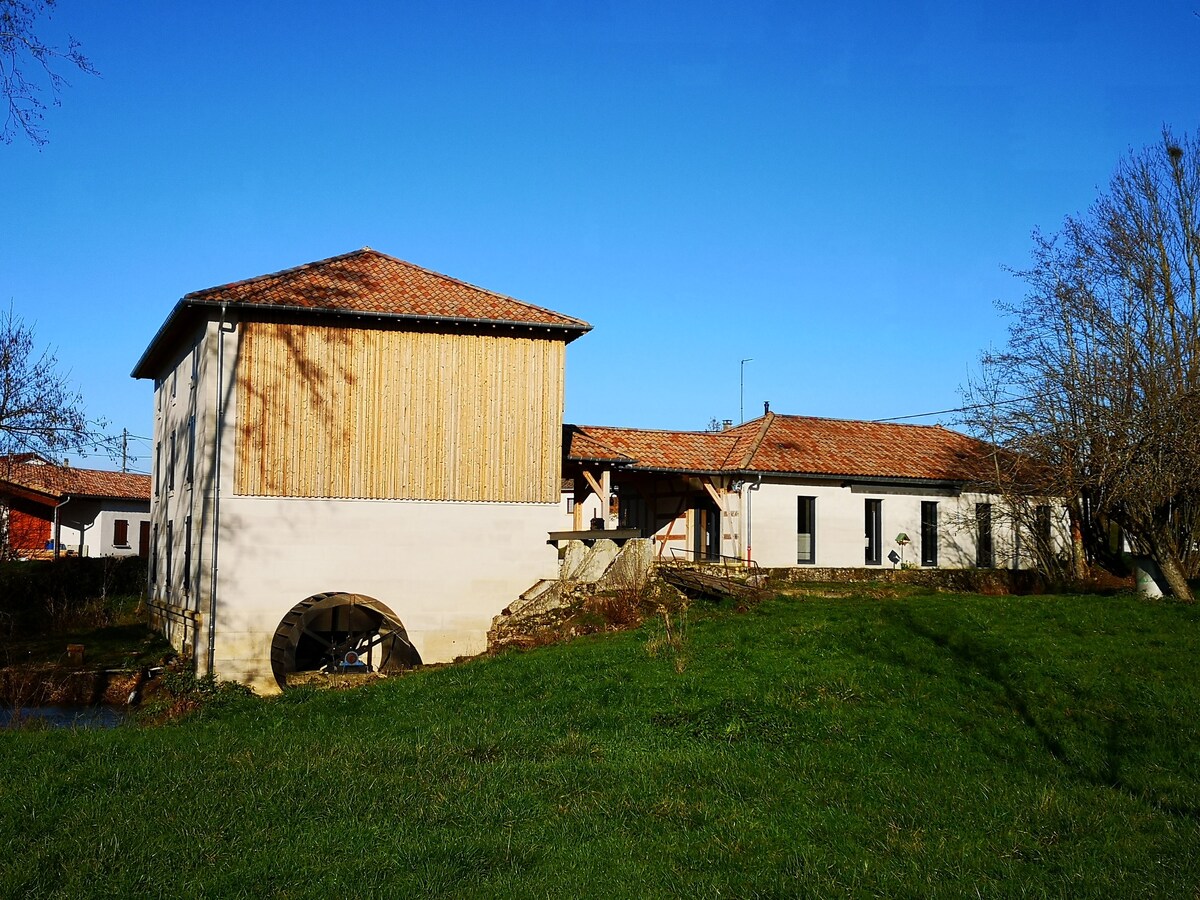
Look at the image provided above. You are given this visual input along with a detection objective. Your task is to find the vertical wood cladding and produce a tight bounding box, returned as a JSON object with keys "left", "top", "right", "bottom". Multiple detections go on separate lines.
{"left": 235, "top": 322, "right": 565, "bottom": 502}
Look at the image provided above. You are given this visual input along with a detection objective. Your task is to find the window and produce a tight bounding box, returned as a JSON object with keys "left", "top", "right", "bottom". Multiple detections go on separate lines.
{"left": 976, "top": 503, "right": 994, "bottom": 568}
{"left": 165, "top": 521, "right": 173, "bottom": 598}
{"left": 1035, "top": 504, "right": 1052, "bottom": 561}
{"left": 797, "top": 496, "right": 816, "bottom": 564}
{"left": 184, "top": 515, "right": 192, "bottom": 595}
{"left": 113, "top": 519, "right": 129, "bottom": 548}
{"left": 190, "top": 346, "right": 199, "bottom": 387}
{"left": 168, "top": 430, "right": 176, "bottom": 491}
{"left": 150, "top": 523, "right": 158, "bottom": 585}
{"left": 865, "top": 499, "right": 882, "bottom": 565}
{"left": 921, "top": 501, "right": 938, "bottom": 567}
{"left": 186, "top": 415, "right": 195, "bottom": 485}
{"left": 154, "top": 441, "right": 161, "bottom": 497}
{"left": 171, "top": 366, "right": 177, "bottom": 399}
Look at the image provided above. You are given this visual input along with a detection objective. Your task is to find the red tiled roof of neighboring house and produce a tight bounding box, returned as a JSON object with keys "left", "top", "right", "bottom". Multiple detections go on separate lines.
{"left": 0, "top": 461, "right": 151, "bottom": 502}
{"left": 134, "top": 249, "right": 591, "bottom": 379}
{"left": 565, "top": 413, "right": 993, "bottom": 482}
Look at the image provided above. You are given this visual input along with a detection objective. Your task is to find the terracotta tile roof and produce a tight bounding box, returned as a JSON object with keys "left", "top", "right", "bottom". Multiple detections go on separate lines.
{"left": 134, "top": 249, "right": 590, "bottom": 380}
{"left": 741, "top": 414, "right": 990, "bottom": 481}
{"left": 566, "top": 413, "right": 992, "bottom": 482}
{"left": 184, "top": 248, "right": 590, "bottom": 330}
{"left": 0, "top": 460, "right": 151, "bottom": 501}
{"left": 565, "top": 425, "right": 743, "bottom": 473}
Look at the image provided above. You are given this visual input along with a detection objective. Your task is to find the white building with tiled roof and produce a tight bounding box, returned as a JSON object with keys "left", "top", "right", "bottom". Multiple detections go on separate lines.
{"left": 563, "top": 413, "right": 1067, "bottom": 572}
{"left": 0, "top": 457, "right": 151, "bottom": 559}
{"left": 133, "top": 249, "right": 590, "bottom": 692}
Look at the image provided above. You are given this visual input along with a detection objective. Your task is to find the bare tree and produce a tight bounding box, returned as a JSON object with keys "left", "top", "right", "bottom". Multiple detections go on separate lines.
{"left": 0, "top": 306, "right": 89, "bottom": 458}
{"left": 0, "top": 0, "right": 96, "bottom": 146}
{"left": 965, "top": 128, "right": 1200, "bottom": 601}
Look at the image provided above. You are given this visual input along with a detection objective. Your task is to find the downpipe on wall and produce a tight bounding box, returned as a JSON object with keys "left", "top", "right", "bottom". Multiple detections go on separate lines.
{"left": 745, "top": 475, "right": 761, "bottom": 563}
{"left": 207, "top": 304, "right": 228, "bottom": 678}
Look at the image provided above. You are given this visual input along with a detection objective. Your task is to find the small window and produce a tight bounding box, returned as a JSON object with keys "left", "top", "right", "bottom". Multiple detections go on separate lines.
{"left": 113, "top": 519, "right": 129, "bottom": 547}
{"left": 566, "top": 497, "right": 576, "bottom": 513}
{"left": 150, "top": 523, "right": 158, "bottom": 584}
{"left": 976, "top": 503, "right": 994, "bottom": 568}
{"left": 184, "top": 515, "right": 192, "bottom": 595}
{"left": 190, "top": 346, "right": 199, "bottom": 387}
{"left": 171, "top": 367, "right": 177, "bottom": 399}
{"left": 921, "top": 502, "right": 938, "bottom": 567}
{"left": 154, "top": 442, "right": 161, "bottom": 497}
{"left": 797, "top": 496, "right": 816, "bottom": 564}
{"left": 169, "top": 431, "right": 176, "bottom": 492}
{"left": 186, "top": 415, "right": 195, "bottom": 485}
{"left": 165, "top": 521, "right": 173, "bottom": 598}
{"left": 1035, "top": 504, "right": 1052, "bottom": 559}
{"left": 864, "top": 499, "right": 882, "bottom": 565}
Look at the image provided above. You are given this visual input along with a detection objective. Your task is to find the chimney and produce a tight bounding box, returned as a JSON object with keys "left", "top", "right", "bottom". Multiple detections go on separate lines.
{"left": 763, "top": 401, "right": 770, "bottom": 415}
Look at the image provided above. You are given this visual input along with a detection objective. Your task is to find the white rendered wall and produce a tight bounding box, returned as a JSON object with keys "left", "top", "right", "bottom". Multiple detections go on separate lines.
{"left": 212, "top": 496, "right": 561, "bottom": 691}
{"left": 742, "top": 479, "right": 1053, "bottom": 570}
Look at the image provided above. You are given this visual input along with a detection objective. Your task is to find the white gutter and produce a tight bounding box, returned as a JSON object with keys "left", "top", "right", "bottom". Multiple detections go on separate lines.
{"left": 52, "top": 495, "right": 72, "bottom": 560}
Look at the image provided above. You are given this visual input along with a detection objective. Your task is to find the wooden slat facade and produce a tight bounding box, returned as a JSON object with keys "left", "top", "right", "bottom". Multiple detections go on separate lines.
{"left": 234, "top": 322, "right": 565, "bottom": 502}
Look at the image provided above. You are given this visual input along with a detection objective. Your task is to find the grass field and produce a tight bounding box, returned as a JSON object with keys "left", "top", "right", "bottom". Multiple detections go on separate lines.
{"left": 2, "top": 590, "right": 1198, "bottom": 898}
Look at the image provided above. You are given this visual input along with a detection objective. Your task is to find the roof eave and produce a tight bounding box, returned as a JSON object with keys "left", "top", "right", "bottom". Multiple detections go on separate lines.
{"left": 133, "top": 298, "right": 593, "bottom": 380}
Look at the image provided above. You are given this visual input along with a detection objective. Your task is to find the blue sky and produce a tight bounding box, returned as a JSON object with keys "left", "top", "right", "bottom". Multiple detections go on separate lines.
{"left": 3, "top": 1, "right": 1199, "bottom": 473}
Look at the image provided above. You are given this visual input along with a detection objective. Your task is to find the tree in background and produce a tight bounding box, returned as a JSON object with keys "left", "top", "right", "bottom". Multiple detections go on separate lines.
{"left": 0, "top": 306, "right": 88, "bottom": 460}
{"left": 966, "top": 128, "right": 1200, "bottom": 600}
{"left": 0, "top": 0, "right": 95, "bottom": 146}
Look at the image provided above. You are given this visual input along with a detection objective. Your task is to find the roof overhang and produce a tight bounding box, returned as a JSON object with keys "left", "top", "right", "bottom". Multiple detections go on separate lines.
{"left": 132, "top": 298, "right": 593, "bottom": 380}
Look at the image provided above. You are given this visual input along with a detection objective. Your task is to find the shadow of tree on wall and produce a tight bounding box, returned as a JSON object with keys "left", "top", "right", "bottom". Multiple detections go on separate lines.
{"left": 856, "top": 604, "right": 1200, "bottom": 822}
{"left": 231, "top": 263, "right": 374, "bottom": 498}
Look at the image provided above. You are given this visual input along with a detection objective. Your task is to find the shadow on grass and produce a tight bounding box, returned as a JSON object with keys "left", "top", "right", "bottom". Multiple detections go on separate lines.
{"left": 871, "top": 604, "right": 1200, "bottom": 821}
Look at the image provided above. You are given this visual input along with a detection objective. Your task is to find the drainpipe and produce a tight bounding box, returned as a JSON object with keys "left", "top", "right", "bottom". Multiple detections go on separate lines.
{"left": 745, "top": 476, "right": 762, "bottom": 562}
{"left": 53, "top": 495, "right": 72, "bottom": 560}
{"left": 207, "top": 305, "right": 228, "bottom": 678}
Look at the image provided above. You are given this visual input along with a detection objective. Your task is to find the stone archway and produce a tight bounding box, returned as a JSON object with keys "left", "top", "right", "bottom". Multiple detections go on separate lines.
{"left": 269, "top": 592, "right": 421, "bottom": 689}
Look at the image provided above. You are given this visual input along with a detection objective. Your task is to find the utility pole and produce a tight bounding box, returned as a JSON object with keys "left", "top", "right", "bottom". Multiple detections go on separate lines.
{"left": 121, "top": 428, "right": 128, "bottom": 473}
{"left": 740, "top": 358, "right": 753, "bottom": 423}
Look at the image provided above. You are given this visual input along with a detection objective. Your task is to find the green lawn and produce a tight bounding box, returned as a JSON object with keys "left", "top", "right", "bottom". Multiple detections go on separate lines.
{"left": 2, "top": 591, "right": 1198, "bottom": 898}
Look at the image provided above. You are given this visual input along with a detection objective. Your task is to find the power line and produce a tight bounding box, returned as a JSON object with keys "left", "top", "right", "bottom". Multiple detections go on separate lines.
{"left": 872, "top": 395, "right": 1036, "bottom": 424}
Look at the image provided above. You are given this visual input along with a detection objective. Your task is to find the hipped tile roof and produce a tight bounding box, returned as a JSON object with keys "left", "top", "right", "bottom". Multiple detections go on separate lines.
{"left": 133, "top": 249, "right": 590, "bottom": 379}
{"left": 0, "top": 459, "right": 151, "bottom": 502}
{"left": 565, "top": 413, "right": 992, "bottom": 482}
{"left": 182, "top": 248, "right": 591, "bottom": 330}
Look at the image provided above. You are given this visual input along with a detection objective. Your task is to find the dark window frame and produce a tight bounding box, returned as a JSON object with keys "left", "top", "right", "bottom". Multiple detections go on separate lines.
{"left": 976, "top": 503, "right": 994, "bottom": 568}
{"left": 797, "top": 496, "right": 816, "bottom": 564}
{"left": 113, "top": 518, "right": 129, "bottom": 548}
{"left": 865, "top": 499, "right": 882, "bottom": 566}
{"left": 921, "top": 501, "right": 938, "bottom": 567}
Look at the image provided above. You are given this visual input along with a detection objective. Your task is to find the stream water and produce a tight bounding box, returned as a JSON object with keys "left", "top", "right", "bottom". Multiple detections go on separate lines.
{"left": 1, "top": 705, "right": 126, "bottom": 729}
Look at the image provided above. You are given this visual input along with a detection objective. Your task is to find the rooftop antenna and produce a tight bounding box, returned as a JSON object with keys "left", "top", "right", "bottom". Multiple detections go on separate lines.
{"left": 740, "top": 358, "right": 753, "bottom": 423}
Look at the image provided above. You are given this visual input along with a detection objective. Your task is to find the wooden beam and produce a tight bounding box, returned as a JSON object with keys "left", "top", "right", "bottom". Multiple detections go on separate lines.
{"left": 581, "top": 469, "right": 604, "bottom": 499}
{"left": 702, "top": 478, "right": 726, "bottom": 511}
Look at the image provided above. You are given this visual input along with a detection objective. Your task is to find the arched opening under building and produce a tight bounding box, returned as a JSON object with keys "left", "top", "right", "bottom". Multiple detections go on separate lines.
{"left": 270, "top": 592, "right": 422, "bottom": 689}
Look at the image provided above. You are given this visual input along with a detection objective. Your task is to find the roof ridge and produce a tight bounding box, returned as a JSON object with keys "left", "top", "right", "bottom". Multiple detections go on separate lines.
{"left": 371, "top": 253, "right": 592, "bottom": 329}
{"left": 772, "top": 412, "right": 953, "bottom": 433}
{"left": 735, "top": 411, "right": 776, "bottom": 470}
{"left": 181, "top": 248, "right": 374, "bottom": 301}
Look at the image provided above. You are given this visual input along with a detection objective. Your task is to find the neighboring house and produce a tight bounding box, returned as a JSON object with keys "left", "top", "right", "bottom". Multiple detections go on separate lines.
{"left": 563, "top": 413, "right": 1067, "bottom": 570}
{"left": 0, "top": 456, "right": 151, "bottom": 559}
{"left": 132, "top": 248, "right": 590, "bottom": 692}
